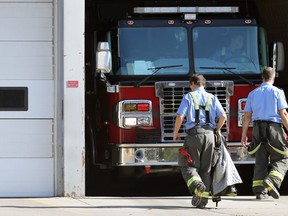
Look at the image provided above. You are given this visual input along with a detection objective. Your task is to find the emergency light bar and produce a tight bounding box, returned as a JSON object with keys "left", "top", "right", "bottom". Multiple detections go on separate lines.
{"left": 134, "top": 6, "right": 239, "bottom": 14}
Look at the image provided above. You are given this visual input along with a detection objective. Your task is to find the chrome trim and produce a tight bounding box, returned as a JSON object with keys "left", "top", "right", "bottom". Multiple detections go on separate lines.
{"left": 116, "top": 99, "right": 153, "bottom": 129}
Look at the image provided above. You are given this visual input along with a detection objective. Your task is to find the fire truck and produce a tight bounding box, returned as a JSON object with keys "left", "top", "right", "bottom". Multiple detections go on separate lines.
{"left": 85, "top": 0, "right": 285, "bottom": 176}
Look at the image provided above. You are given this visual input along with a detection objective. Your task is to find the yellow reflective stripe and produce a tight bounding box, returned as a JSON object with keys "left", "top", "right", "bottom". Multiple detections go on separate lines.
{"left": 205, "top": 93, "right": 212, "bottom": 111}
{"left": 269, "top": 170, "right": 284, "bottom": 181}
{"left": 248, "top": 143, "right": 261, "bottom": 155}
{"left": 190, "top": 92, "right": 199, "bottom": 110}
{"left": 270, "top": 145, "right": 288, "bottom": 157}
{"left": 226, "top": 192, "right": 237, "bottom": 197}
{"left": 265, "top": 180, "right": 277, "bottom": 192}
{"left": 195, "top": 188, "right": 203, "bottom": 196}
{"left": 253, "top": 180, "right": 263, "bottom": 187}
{"left": 190, "top": 92, "right": 212, "bottom": 110}
{"left": 187, "top": 176, "right": 202, "bottom": 188}
{"left": 201, "top": 191, "right": 209, "bottom": 198}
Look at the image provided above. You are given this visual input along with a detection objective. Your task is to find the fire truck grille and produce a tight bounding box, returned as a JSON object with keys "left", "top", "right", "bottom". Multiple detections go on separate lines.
{"left": 155, "top": 81, "right": 233, "bottom": 142}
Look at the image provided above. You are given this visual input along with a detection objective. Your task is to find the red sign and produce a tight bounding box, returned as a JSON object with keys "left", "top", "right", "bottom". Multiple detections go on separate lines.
{"left": 67, "top": 80, "right": 79, "bottom": 88}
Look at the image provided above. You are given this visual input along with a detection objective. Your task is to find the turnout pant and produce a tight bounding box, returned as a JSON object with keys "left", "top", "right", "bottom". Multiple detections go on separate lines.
{"left": 250, "top": 121, "right": 288, "bottom": 194}
{"left": 179, "top": 126, "right": 214, "bottom": 195}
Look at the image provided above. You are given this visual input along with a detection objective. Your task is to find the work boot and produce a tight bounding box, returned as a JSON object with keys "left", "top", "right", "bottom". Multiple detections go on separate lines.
{"left": 256, "top": 192, "right": 269, "bottom": 200}
{"left": 191, "top": 182, "right": 206, "bottom": 207}
{"left": 196, "top": 202, "right": 206, "bottom": 209}
{"left": 196, "top": 197, "right": 208, "bottom": 209}
{"left": 263, "top": 179, "right": 280, "bottom": 199}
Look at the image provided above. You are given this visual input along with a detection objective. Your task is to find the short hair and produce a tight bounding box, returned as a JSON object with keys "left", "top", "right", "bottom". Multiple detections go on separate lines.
{"left": 262, "top": 67, "right": 275, "bottom": 81}
{"left": 190, "top": 74, "right": 206, "bottom": 86}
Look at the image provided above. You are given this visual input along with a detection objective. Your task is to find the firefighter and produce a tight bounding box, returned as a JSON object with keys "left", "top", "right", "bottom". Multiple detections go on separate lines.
{"left": 212, "top": 33, "right": 247, "bottom": 63}
{"left": 241, "top": 67, "right": 288, "bottom": 200}
{"left": 173, "top": 74, "right": 227, "bottom": 208}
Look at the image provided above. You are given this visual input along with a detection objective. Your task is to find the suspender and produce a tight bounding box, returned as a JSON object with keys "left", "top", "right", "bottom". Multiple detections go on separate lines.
{"left": 190, "top": 92, "right": 212, "bottom": 125}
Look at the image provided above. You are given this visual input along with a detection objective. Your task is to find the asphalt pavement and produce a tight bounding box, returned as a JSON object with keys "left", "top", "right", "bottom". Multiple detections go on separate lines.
{"left": 0, "top": 195, "right": 287, "bottom": 216}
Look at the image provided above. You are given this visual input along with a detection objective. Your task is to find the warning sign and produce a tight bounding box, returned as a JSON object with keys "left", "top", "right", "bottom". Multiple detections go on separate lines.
{"left": 67, "top": 80, "right": 79, "bottom": 88}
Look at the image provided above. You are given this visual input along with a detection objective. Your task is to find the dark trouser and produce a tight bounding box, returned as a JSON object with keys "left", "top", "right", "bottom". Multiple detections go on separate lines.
{"left": 251, "top": 121, "right": 288, "bottom": 194}
{"left": 179, "top": 125, "right": 214, "bottom": 196}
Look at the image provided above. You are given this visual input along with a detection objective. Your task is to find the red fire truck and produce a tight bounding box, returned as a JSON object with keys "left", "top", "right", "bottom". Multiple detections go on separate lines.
{"left": 85, "top": 1, "right": 284, "bottom": 176}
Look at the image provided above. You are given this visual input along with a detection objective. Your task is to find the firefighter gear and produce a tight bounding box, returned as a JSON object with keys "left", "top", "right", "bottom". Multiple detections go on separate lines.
{"left": 177, "top": 88, "right": 226, "bottom": 208}
{"left": 243, "top": 80, "right": 288, "bottom": 199}
{"left": 248, "top": 120, "right": 288, "bottom": 197}
{"left": 180, "top": 125, "right": 214, "bottom": 195}
{"left": 212, "top": 132, "right": 242, "bottom": 196}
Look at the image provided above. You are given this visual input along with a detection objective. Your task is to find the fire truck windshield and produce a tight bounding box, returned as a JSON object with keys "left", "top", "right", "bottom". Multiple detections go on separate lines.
{"left": 116, "top": 27, "right": 189, "bottom": 75}
{"left": 113, "top": 25, "right": 266, "bottom": 76}
{"left": 193, "top": 26, "right": 262, "bottom": 74}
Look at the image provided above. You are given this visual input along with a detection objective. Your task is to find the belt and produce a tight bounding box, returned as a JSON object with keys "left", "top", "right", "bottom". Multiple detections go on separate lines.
{"left": 253, "top": 120, "right": 281, "bottom": 127}
{"left": 187, "top": 125, "right": 213, "bottom": 135}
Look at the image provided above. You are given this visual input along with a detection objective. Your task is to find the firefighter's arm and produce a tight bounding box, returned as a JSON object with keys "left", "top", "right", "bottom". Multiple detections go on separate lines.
{"left": 241, "top": 112, "right": 251, "bottom": 147}
{"left": 279, "top": 108, "right": 288, "bottom": 132}
{"left": 215, "top": 113, "right": 227, "bottom": 132}
{"left": 173, "top": 114, "right": 184, "bottom": 141}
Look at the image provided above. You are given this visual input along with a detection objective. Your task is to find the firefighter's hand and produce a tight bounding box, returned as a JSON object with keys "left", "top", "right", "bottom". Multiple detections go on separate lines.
{"left": 241, "top": 135, "right": 248, "bottom": 147}
{"left": 173, "top": 133, "right": 181, "bottom": 142}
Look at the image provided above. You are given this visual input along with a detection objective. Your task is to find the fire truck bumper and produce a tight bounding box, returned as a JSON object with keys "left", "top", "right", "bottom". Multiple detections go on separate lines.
{"left": 110, "top": 143, "right": 184, "bottom": 166}
{"left": 109, "top": 142, "right": 255, "bottom": 166}
{"left": 227, "top": 142, "right": 255, "bottom": 164}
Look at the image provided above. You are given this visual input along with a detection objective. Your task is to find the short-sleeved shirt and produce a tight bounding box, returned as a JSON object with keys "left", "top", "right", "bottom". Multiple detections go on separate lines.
{"left": 176, "top": 87, "right": 226, "bottom": 129}
{"left": 244, "top": 82, "right": 288, "bottom": 123}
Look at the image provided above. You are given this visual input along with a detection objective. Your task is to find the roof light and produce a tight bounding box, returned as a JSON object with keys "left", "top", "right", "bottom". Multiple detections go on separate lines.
{"left": 184, "top": 13, "right": 196, "bottom": 20}
{"left": 134, "top": 6, "right": 239, "bottom": 14}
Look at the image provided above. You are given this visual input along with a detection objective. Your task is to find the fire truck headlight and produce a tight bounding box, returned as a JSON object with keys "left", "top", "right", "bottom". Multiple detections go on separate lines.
{"left": 117, "top": 100, "right": 153, "bottom": 129}
{"left": 137, "top": 117, "right": 150, "bottom": 126}
{"left": 123, "top": 116, "right": 152, "bottom": 127}
{"left": 124, "top": 117, "right": 137, "bottom": 127}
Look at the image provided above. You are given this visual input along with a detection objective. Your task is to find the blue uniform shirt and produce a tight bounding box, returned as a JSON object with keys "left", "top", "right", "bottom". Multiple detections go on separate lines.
{"left": 176, "top": 87, "right": 226, "bottom": 129}
{"left": 244, "top": 82, "right": 288, "bottom": 123}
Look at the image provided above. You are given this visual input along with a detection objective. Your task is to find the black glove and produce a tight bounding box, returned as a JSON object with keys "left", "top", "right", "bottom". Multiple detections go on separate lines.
{"left": 214, "top": 131, "right": 222, "bottom": 148}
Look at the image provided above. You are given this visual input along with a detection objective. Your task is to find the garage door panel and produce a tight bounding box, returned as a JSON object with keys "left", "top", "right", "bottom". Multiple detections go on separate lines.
{"left": 0, "top": 0, "right": 55, "bottom": 197}
{"left": 0, "top": 119, "right": 52, "bottom": 157}
{"left": 0, "top": 80, "right": 54, "bottom": 118}
{"left": 0, "top": 3, "right": 52, "bottom": 41}
{"left": 0, "top": 158, "right": 53, "bottom": 197}
{"left": 0, "top": 42, "right": 52, "bottom": 79}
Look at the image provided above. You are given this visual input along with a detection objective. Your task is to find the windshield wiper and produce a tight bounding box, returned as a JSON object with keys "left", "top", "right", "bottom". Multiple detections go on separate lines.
{"left": 200, "top": 66, "right": 255, "bottom": 86}
{"left": 134, "top": 64, "right": 182, "bottom": 88}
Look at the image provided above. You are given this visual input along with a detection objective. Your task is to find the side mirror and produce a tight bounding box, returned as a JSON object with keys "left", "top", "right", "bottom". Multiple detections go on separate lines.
{"left": 96, "top": 42, "right": 111, "bottom": 73}
{"left": 272, "top": 42, "right": 285, "bottom": 71}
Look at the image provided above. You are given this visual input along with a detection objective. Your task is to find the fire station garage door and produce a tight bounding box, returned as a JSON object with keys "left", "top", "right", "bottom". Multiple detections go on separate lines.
{"left": 0, "top": 1, "right": 54, "bottom": 196}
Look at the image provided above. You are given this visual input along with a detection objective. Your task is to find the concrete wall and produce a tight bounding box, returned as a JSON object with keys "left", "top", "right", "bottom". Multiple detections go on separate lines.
{"left": 63, "top": 0, "right": 85, "bottom": 197}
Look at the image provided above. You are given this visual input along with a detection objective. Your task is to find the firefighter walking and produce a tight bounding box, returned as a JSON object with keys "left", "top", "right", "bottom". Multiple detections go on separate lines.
{"left": 241, "top": 67, "right": 288, "bottom": 200}
{"left": 173, "top": 74, "right": 227, "bottom": 208}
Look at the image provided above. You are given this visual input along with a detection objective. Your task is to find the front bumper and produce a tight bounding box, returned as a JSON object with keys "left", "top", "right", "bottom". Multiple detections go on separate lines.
{"left": 111, "top": 143, "right": 183, "bottom": 166}
{"left": 226, "top": 142, "right": 255, "bottom": 164}
{"left": 110, "top": 142, "right": 255, "bottom": 166}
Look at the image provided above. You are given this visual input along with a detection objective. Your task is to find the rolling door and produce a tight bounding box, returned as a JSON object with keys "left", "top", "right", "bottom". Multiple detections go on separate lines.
{"left": 0, "top": 0, "right": 54, "bottom": 197}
